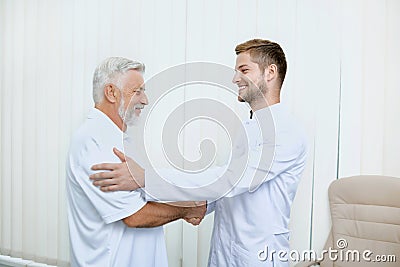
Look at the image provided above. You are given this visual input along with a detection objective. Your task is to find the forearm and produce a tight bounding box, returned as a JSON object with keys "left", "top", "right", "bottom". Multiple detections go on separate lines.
{"left": 123, "top": 202, "right": 190, "bottom": 228}
{"left": 145, "top": 166, "right": 225, "bottom": 201}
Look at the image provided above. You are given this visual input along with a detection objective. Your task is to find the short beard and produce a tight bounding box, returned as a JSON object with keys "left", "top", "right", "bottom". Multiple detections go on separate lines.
{"left": 118, "top": 97, "right": 140, "bottom": 126}
{"left": 242, "top": 78, "right": 267, "bottom": 105}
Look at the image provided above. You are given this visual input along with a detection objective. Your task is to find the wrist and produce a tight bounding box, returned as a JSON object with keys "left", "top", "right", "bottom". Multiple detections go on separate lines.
{"left": 181, "top": 206, "right": 194, "bottom": 218}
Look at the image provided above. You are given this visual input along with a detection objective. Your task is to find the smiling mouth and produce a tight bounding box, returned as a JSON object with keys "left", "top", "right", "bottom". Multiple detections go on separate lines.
{"left": 238, "top": 85, "right": 247, "bottom": 93}
{"left": 134, "top": 106, "right": 144, "bottom": 114}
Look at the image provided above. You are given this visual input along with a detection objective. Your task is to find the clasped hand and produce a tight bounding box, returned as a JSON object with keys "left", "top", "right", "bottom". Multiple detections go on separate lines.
{"left": 89, "top": 148, "right": 207, "bottom": 226}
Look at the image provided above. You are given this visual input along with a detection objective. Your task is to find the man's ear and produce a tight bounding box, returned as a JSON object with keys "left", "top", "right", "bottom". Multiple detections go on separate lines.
{"left": 104, "top": 84, "right": 118, "bottom": 103}
{"left": 265, "top": 64, "right": 278, "bottom": 82}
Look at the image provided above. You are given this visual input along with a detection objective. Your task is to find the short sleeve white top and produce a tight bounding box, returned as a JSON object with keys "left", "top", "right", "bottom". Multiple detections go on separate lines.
{"left": 66, "top": 108, "right": 168, "bottom": 267}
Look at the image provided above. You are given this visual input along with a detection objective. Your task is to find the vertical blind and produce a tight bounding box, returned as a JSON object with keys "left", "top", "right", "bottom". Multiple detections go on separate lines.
{"left": 1, "top": 0, "right": 399, "bottom": 266}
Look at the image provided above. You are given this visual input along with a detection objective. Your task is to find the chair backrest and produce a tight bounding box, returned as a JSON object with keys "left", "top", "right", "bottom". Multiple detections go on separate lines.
{"left": 321, "top": 175, "right": 400, "bottom": 267}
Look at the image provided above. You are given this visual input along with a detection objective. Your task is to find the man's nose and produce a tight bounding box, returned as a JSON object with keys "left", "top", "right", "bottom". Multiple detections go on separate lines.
{"left": 232, "top": 71, "right": 241, "bottom": 84}
{"left": 141, "top": 93, "right": 149, "bottom": 105}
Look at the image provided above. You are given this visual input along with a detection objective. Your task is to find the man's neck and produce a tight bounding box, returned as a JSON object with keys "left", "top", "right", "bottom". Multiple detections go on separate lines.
{"left": 250, "top": 94, "right": 280, "bottom": 112}
{"left": 94, "top": 104, "right": 127, "bottom": 132}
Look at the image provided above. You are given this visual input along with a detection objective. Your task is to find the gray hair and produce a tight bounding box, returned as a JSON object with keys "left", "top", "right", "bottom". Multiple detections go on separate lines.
{"left": 92, "top": 57, "right": 145, "bottom": 104}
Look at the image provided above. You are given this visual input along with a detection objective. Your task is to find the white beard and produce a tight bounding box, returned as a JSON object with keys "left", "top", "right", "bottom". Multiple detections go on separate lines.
{"left": 118, "top": 97, "right": 140, "bottom": 126}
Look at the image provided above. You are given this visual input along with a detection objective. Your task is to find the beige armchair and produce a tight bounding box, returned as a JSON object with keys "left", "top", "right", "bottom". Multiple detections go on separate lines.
{"left": 296, "top": 175, "right": 400, "bottom": 267}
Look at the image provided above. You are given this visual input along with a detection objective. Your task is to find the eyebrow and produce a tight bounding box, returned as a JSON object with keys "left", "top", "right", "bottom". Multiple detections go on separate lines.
{"left": 236, "top": 64, "right": 250, "bottom": 70}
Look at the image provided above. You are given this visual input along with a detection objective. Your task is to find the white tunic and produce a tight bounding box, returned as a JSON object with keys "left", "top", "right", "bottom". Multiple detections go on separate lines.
{"left": 66, "top": 108, "right": 168, "bottom": 267}
{"left": 146, "top": 103, "right": 308, "bottom": 266}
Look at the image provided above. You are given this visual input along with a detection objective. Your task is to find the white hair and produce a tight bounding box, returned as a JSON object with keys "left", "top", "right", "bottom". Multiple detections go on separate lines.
{"left": 92, "top": 57, "right": 145, "bottom": 104}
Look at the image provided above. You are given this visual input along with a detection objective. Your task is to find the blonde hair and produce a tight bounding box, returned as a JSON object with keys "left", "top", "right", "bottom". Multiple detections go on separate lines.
{"left": 235, "top": 39, "right": 287, "bottom": 87}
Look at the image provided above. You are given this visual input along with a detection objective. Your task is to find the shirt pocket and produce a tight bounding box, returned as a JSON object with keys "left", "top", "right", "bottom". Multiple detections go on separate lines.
{"left": 272, "top": 230, "right": 290, "bottom": 266}
{"left": 247, "top": 140, "right": 263, "bottom": 168}
{"left": 230, "top": 241, "right": 250, "bottom": 267}
{"left": 273, "top": 231, "right": 290, "bottom": 249}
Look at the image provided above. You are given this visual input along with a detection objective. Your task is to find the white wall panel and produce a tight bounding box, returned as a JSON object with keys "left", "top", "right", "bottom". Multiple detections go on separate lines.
{"left": 360, "top": 0, "right": 386, "bottom": 174}
{"left": 278, "top": 0, "right": 299, "bottom": 109}
{"left": 97, "top": 0, "right": 114, "bottom": 62}
{"left": 137, "top": 0, "right": 156, "bottom": 73}
{"left": 338, "top": 0, "right": 364, "bottom": 178}
{"left": 154, "top": 1, "right": 187, "bottom": 266}
{"left": 58, "top": 2, "right": 77, "bottom": 264}
{"left": 309, "top": 0, "right": 342, "bottom": 252}
{"left": 217, "top": 0, "right": 238, "bottom": 66}
{"left": 183, "top": 1, "right": 207, "bottom": 266}
{"left": 383, "top": 0, "right": 400, "bottom": 178}
{"left": 22, "top": 0, "right": 39, "bottom": 260}
{"left": 278, "top": 0, "right": 313, "bottom": 258}
{"left": 35, "top": 1, "right": 51, "bottom": 261}
{"left": 150, "top": 0, "right": 176, "bottom": 72}
{"left": 290, "top": 0, "right": 320, "bottom": 257}
{"left": 0, "top": 0, "right": 12, "bottom": 251}
{"left": 202, "top": 0, "right": 222, "bottom": 62}
{"left": 1, "top": 1, "right": 400, "bottom": 267}
{"left": 44, "top": 1, "right": 62, "bottom": 262}
{"left": 256, "top": 0, "right": 278, "bottom": 40}
{"left": 10, "top": 0, "right": 24, "bottom": 258}
{"left": 0, "top": 0, "right": 4, "bottom": 255}
{"left": 236, "top": 0, "right": 258, "bottom": 43}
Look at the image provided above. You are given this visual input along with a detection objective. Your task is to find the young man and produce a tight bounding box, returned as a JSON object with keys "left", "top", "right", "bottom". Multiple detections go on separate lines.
{"left": 91, "top": 40, "right": 308, "bottom": 266}
{"left": 66, "top": 57, "right": 206, "bottom": 267}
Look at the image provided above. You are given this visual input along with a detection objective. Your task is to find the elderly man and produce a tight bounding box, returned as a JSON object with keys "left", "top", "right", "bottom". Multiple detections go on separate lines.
{"left": 66, "top": 57, "right": 206, "bottom": 267}
{"left": 91, "top": 40, "right": 308, "bottom": 267}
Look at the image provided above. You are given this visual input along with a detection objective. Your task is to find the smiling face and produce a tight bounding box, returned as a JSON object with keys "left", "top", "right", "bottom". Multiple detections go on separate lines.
{"left": 117, "top": 69, "right": 148, "bottom": 126}
{"left": 232, "top": 52, "right": 267, "bottom": 105}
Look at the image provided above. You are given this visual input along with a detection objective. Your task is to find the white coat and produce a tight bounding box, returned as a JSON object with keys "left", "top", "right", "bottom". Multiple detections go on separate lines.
{"left": 147, "top": 103, "right": 308, "bottom": 266}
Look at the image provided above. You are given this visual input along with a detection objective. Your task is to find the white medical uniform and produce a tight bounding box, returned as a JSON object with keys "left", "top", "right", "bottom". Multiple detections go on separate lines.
{"left": 66, "top": 108, "right": 168, "bottom": 267}
{"left": 146, "top": 103, "right": 308, "bottom": 266}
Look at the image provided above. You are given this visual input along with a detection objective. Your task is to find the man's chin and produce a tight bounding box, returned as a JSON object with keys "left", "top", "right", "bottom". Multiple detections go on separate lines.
{"left": 125, "top": 116, "right": 140, "bottom": 127}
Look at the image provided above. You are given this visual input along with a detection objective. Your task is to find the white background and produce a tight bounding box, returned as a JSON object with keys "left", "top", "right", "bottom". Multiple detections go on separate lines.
{"left": 1, "top": 0, "right": 399, "bottom": 266}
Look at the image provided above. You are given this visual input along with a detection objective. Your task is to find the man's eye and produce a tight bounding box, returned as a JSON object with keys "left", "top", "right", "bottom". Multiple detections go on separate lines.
{"left": 241, "top": 69, "right": 249, "bottom": 73}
